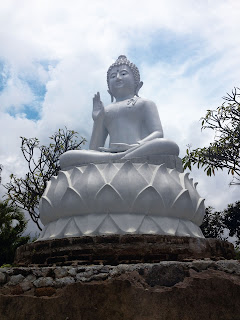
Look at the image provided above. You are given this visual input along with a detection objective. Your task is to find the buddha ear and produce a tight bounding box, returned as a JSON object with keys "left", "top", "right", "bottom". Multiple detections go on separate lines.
{"left": 107, "top": 90, "right": 114, "bottom": 102}
{"left": 135, "top": 81, "right": 143, "bottom": 96}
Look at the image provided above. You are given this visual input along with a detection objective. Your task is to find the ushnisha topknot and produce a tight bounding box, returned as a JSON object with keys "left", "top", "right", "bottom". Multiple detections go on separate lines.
{"left": 107, "top": 55, "right": 141, "bottom": 90}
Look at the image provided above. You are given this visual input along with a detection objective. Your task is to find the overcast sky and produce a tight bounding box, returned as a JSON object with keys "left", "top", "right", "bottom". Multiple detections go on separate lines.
{"left": 0, "top": 0, "right": 240, "bottom": 235}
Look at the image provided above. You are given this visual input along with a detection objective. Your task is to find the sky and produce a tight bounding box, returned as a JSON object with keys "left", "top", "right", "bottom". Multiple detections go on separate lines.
{"left": 0, "top": 0, "right": 240, "bottom": 236}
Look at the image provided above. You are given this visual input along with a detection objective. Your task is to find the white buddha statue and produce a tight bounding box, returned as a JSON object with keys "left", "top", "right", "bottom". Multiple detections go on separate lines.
{"left": 60, "top": 55, "right": 179, "bottom": 169}
{"left": 39, "top": 55, "right": 205, "bottom": 240}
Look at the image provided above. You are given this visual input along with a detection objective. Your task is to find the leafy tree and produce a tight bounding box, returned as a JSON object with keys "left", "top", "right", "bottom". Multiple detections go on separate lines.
{"left": 183, "top": 87, "right": 240, "bottom": 185}
{"left": 0, "top": 201, "right": 30, "bottom": 266}
{"left": 4, "top": 128, "right": 86, "bottom": 230}
{"left": 201, "top": 202, "right": 240, "bottom": 245}
{"left": 222, "top": 201, "right": 240, "bottom": 245}
{"left": 200, "top": 206, "right": 225, "bottom": 239}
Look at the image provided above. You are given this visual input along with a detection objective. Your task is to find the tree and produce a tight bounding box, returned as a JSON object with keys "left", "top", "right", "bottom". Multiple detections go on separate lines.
{"left": 4, "top": 128, "right": 86, "bottom": 230}
{"left": 200, "top": 206, "right": 225, "bottom": 239}
{"left": 222, "top": 201, "right": 240, "bottom": 245}
{"left": 182, "top": 87, "right": 240, "bottom": 185}
{"left": 0, "top": 201, "right": 30, "bottom": 266}
{"left": 201, "top": 202, "right": 240, "bottom": 245}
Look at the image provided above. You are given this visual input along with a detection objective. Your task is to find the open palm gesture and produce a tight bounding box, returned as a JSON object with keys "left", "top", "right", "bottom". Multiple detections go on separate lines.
{"left": 92, "top": 92, "right": 104, "bottom": 121}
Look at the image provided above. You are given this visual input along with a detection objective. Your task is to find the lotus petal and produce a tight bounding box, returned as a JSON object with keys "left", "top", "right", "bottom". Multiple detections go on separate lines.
{"left": 111, "top": 161, "right": 148, "bottom": 206}
{"left": 176, "top": 220, "right": 192, "bottom": 237}
{"left": 101, "top": 162, "right": 118, "bottom": 183}
{"left": 194, "top": 198, "right": 205, "bottom": 226}
{"left": 70, "top": 167, "right": 83, "bottom": 187}
{"left": 73, "top": 163, "right": 105, "bottom": 209}
{"left": 37, "top": 224, "right": 48, "bottom": 240}
{"left": 110, "top": 213, "right": 144, "bottom": 233}
{"left": 95, "top": 184, "right": 126, "bottom": 213}
{"left": 59, "top": 187, "right": 89, "bottom": 217}
{"left": 179, "top": 173, "right": 199, "bottom": 211}
{"left": 137, "top": 162, "right": 154, "bottom": 183}
{"left": 48, "top": 217, "right": 69, "bottom": 239}
{"left": 152, "top": 164, "right": 182, "bottom": 209}
{"left": 74, "top": 213, "right": 107, "bottom": 235}
{"left": 138, "top": 216, "right": 160, "bottom": 234}
{"left": 79, "top": 165, "right": 87, "bottom": 173}
{"left": 181, "top": 220, "right": 204, "bottom": 238}
{"left": 44, "top": 176, "right": 57, "bottom": 199}
{"left": 151, "top": 216, "right": 179, "bottom": 235}
{"left": 113, "top": 163, "right": 124, "bottom": 170}
{"left": 131, "top": 186, "right": 165, "bottom": 215}
{"left": 64, "top": 217, "right": 81, "bottom": 237}
{"left": 53, "top": 171, "right": 70, "bottom": 206}
{"left": 168, "top": 168, "right": 181, "bottom": 185}
{"left": 170, "top": 189, "right": 194, "bottom": 219}
{"left": 98, "top": 215, "right": 120, "bottom": 234}
{"left": 39, "top": 196, "right": 54, "bottom": 225}
{"left": 42, "top": 221, "right": 56, "bottom": 240}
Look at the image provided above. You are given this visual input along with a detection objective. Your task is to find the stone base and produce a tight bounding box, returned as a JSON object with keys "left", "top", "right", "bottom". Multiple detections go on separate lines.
{"left": 1, "top": 260, "right": 240, "bottom": 320}
{"left": 15, "top": 235, "right": 235, "bottom": 267}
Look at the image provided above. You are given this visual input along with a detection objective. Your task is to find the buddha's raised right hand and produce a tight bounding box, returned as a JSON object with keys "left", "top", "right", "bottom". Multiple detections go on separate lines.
{"left": 92, "top": 92, "right": 104, "bottom": 121}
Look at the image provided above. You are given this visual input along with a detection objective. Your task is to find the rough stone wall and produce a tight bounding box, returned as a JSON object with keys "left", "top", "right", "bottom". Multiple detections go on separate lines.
{"left": 15, "top": 235, "right": 235, "bottom": 266}
{"left": 0, "top": 259, "right": 240, "bottom": 320}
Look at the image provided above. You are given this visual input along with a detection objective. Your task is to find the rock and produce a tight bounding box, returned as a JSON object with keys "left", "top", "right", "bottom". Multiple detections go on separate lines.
{"left": 91, "top": 273, "right": 109, "bottom": 281}
{"left": 54, "top": 267, "right": 68, "bottom": 279}
{"left": 33, "top": 277, "right": 54, "bottom": 288}
{"left": 32, "top": 269, "right": 44, "bottom": 277}
{"left": 216, "top": 260, "right": 240, "bottom": 275}
{"left": 25, "top": 274, "right": 36, "bottom": 282}
{"left": 55, "top": 277, "right": 75, "bottom": 288}
{"left": 20, "top": 279, "right": 32, "bottom": 292}
{"left": 76, "top": 269, "right": 94, "bottom": 280}
{"left": 99, "top": 266, "right": 110, "bottom": 273}
{"left": 191, "top": 259, "right": 215, "bottom": 271}
{"left": 0, "top": 272, "right": 6, "bottom": 284}
{"left": 67, "top": 268, "right": 77, "bottom": 276}
{"left": 145, "top": 264, "right": 188, "bottom": 287}
{"left": 8, "top": 274, "right": 24, "bottom": 286}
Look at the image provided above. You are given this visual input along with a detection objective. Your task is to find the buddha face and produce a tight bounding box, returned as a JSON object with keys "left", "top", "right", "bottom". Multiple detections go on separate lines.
{"left": 108, "top": 65, "right": 136, "bottom": 101}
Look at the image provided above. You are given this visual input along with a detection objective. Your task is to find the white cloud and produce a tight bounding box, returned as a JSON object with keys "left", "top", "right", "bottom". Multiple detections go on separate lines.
{"left": 0, "top": 75, "right": 34, "bottom": 112}
{"left": 0, "top": 0, "right": 240, "bottom": 235}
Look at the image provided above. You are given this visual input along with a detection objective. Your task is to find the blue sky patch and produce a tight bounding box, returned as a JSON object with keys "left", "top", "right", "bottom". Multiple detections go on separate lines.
{"left": 128, "top": 30, "right": 209, "bottom": 69}
{"left": 0, "top": 60, "right": 59, "bottom": 120}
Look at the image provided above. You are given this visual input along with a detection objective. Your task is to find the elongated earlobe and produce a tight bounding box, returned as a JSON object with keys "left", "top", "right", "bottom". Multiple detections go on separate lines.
{"left": 135, "top": 81, "right": 143, "bottom": 96}
{"left": 108, "top": 90, "right": 114, "bottom": 102}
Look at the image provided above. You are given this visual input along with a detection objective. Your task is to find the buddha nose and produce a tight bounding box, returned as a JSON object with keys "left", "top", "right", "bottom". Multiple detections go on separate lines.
{"left": 116, "top": 72, "right": 121, "bottom": 80}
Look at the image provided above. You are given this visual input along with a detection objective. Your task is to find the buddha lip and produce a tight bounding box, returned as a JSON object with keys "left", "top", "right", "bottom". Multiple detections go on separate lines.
{"left": 115, "top": 81, "right": 123, "bottom": 86}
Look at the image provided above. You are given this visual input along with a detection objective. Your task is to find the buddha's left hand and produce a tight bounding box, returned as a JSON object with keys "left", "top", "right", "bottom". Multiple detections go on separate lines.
{"left": 99, "top": 143, "right": 139, "bottom": 153}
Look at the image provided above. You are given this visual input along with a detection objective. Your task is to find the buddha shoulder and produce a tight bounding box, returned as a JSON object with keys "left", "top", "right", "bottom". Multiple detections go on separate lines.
{"left": 135, "top": 97, "right": 158, "bottom": 111}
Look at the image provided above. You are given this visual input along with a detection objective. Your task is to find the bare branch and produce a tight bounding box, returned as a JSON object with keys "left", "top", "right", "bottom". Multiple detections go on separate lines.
{"left": 4, "top": 128, "right": 86, "bottom": 230}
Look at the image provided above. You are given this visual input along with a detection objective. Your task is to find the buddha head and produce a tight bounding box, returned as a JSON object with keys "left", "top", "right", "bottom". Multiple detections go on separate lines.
{"left": 107, "top": 55, "right": 143, "bottom": 102}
